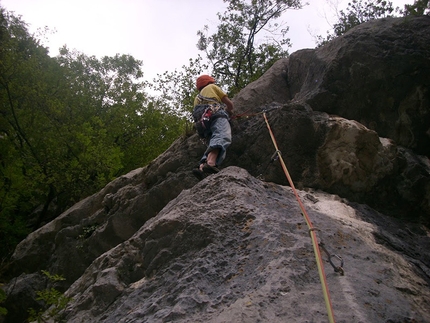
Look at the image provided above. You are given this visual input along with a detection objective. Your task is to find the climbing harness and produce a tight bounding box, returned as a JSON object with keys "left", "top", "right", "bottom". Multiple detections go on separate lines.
{"left": 193, "top": 95, "right": 228, "bottom": 139}
{"left": 194, "top": 106, "right": 228, "bottom": 141}
{"left": 262, "top": 110, "right": 341, "bottom": 323}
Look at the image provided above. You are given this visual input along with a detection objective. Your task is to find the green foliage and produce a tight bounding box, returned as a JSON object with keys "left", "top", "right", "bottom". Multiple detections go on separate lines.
{"left": 317, "top": 0, "right": 400, "bottom": 46}
{"left": 56, "top": 47, "right": 185, "bottom": 175}
{"left": 76, "top": 224, "right": 98, "bottom": 250}
{"left": 403, "top": 0, "right": 430, "bottom": 15}
{"left": 28, "top": 271, "right": 71, "bottom": 323}
{"left": 77, "top": 224, "right": 98, "bottom": 240}
{"left": 0, "top": 7, "right": 186, "bottom": 262}
{"left": 40, "top": 270, "right": 66, "bottom": 282}
{"left": 197, "top": 0, "right": 302, "bottom": 95}
{"left": 149, "top": 56, "right": 207, "bottom": 121}
{"left": 0, "top": 7, "right": 52, "bottom": 260}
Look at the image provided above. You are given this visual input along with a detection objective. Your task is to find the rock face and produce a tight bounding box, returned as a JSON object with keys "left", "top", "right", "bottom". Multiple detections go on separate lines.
{"left": 235, "top": 16, "right": 430, "bottom": 156}
{"left": 2, "top": 16, "right": 430, "bottom": 323}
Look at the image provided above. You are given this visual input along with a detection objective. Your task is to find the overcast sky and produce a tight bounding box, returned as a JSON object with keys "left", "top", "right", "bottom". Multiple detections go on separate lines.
{"left": 1, "top": 0, "right": 411, "bottom": 82}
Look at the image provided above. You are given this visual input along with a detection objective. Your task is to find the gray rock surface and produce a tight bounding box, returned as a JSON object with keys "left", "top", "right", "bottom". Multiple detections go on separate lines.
{"left": 234, "top": 16, "right": 430, "bottom": 156}
{"left": 40, "top": 168, "right": 430, "bottom": 322}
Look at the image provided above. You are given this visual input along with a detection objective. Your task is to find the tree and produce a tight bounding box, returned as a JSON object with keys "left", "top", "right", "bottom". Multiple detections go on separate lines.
{"left": 197, "top": 0, "right": 302, "bottom": 95}
{"left": 148, "top": 55, "right": 208, "bottom": 120}
{"left": 55, "top": 47, "right": 147, "bottom": 177}
{"left": 317, "top": 0, "right": 400, "bottom": 46}
{"left": 0, "top": 7, "right": 186, "bottom": 262}
{"left": 403, "top": 0, "right": 430, "bottom": 15}
{"left": 0, "top": 7, "right": 59, "bottom": 258}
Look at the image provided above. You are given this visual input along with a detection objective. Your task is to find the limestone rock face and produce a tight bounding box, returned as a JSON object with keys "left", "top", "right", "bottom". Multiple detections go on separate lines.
{"left": 55, "top": 168, "right": 430, "bottom": 323}
{"left": 2, "top": 16, "right": 430, "bottom": 323}
{"left": 237, "top": 16, "right": 430, "bottom": 156}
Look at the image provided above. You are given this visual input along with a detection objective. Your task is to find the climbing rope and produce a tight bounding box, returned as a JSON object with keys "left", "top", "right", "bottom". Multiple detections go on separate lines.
{"left": 262, "top": 111, "right": 338, "bottom": 323}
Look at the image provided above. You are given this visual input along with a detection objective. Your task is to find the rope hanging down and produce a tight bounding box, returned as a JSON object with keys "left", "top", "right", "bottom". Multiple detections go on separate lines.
{"left": 262, "top": 111, "right": 337, "bottom": 323}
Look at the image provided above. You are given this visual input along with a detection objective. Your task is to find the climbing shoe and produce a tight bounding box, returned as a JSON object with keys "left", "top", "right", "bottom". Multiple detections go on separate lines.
{"left": 202, "top": 164, "right": 220, "bottom": 174}
{"left": 192, "top": 168, "right": 207, "bottom": 181}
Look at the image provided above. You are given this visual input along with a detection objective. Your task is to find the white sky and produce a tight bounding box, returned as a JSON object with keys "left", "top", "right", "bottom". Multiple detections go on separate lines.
{"left": 0, "top": 0, "right": 411, "bottom": 82}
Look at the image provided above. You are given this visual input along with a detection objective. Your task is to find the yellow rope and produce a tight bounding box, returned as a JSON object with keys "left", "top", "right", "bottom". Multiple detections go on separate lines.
{"left": 263, "top": 112, "right": 336, "bottom": 323}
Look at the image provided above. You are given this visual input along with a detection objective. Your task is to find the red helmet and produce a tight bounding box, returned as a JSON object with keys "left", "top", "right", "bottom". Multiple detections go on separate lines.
{"left": 196, "top": 75, "right": 215, "bottom": 91}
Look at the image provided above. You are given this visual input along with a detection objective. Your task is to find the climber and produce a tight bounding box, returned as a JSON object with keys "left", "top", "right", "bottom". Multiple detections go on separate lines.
{"left": 192, "top": 75, "right": 234, "bottom": 180}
